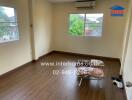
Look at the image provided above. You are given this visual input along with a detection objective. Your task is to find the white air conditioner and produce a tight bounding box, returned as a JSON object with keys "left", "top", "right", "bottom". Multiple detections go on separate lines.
{"left": 75, "top": 0, "right": 96, "bottom": 9}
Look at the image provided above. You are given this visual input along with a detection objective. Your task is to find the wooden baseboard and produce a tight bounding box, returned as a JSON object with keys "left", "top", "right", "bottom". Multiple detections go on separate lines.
{"left": 52, "top": 50, "right": 120, "bottom": 62}
{"left": 0, "top": 50, "right": 121, "bottom": 79}
{"left": 0, "top": 51, "right": 54, "bottom": 79}
{"left": 0, "top": 60, "right": 33, "bottom": 79}
{"left": 38, "top": 51, "right": 54, "bottom": 60}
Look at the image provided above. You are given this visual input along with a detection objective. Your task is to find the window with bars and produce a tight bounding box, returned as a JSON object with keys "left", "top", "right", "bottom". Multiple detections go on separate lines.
{"left": 69, "top": 13, "right": 103, "bottom": 37}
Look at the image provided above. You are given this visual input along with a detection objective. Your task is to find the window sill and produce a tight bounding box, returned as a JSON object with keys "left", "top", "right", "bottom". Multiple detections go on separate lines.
{"left": 0, "top": 39, "right": 19, "bottom": 44}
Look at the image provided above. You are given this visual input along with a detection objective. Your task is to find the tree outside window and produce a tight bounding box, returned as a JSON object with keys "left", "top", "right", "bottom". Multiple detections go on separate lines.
{"left": 69, "top": 13, "right": 103, "bottom": 37}
{"left": 0, "top": 6, "right": 19, "bottom": 43}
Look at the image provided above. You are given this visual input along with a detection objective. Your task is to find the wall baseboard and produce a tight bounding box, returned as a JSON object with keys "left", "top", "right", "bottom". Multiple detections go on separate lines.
{"left": 0, "top": 51, "right": 53, "bottom": 79}
{"left": 38, "top": 51, "right": 54, "bottom": 60}
{"left": 0, "top": 50, "right": 126, "bottom": 99}
{"left": 52, "top": 50, "right": 121, "bottom": 62}
{"left": 0, "top": 60, "right": 33, "bottom": 79}
{"left": 0, "top": 50, "right": 121, "bottom": 79}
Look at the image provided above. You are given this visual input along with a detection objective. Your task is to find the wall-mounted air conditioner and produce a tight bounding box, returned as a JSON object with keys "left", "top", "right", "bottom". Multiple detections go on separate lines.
{"left": 75, "top": 0, "right": 96, "bottom": 9}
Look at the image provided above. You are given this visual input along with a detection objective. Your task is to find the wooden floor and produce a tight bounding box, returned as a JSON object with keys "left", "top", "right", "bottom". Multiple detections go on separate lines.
{"left": 0, "top": 52, "right": 126, "bottom": 100}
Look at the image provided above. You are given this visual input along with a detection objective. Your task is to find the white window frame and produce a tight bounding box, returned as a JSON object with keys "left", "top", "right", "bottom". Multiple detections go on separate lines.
{"left": 69, "top": 13, "right": 104, "bottom": 37}
{"left": 0, "top": 6, "right": 19, "bottom": 44}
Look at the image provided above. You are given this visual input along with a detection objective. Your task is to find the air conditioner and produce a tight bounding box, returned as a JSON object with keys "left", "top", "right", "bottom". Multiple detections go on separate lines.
{"left": 75, "top": 0, "right": 96, "bottom": 9}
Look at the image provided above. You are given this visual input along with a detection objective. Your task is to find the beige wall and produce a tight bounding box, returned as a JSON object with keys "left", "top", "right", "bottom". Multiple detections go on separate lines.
{"left": 32, "top": 0, "right": 53, "bottom": 60}
{"left": 52, "top": 0, "right": 128, "bottom": 59}
{"left": 0, "top": 0, "right": 32, "bottom": 75}
{"left": 0, "top": 0, "right": 53, "bottom": 75}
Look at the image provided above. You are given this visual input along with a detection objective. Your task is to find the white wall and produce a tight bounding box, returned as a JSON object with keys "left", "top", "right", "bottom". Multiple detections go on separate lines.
{"left": 121, "top": 0, "right": 132, "bottom": 100}
{"left": 32, "top": 0, "right": 53, "bottom": 60}
{"left": 120, "top": 0, "right": 132, "bottom": 74}
{"left": 52, "top": 0, "right": 128, "bottom": 59}
{"left": 0, "top": 0, "right": 32, "bottom": 75}
{"left": 123, "top": 23, "right": 132, "bottom": 100}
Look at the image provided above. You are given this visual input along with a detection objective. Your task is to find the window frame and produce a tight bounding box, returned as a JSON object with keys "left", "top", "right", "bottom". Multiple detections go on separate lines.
{"left": 0, "top": 6, "right": 19, "bottom": 44}
{"left": 68, "top": 13, "right": 104, "bottom": 37}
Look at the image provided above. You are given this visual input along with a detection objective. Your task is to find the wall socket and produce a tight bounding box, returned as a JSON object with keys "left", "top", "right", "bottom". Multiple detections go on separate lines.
{"left": 126, "top": 81, "right": 132, "bottom": 87}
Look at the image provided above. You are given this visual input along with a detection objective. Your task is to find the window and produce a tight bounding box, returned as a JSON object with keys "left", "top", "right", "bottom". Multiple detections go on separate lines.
{"left": 0, "top": 6, "right": 19, "bottom": 43}
{"left": 69, "top": 13, "right": 103, "bottom": 37}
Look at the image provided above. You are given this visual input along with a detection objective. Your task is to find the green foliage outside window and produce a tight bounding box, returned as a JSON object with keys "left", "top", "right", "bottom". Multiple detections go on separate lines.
{"left": 69, "top": 14, "right": 84, "bottom": 36}
{"left": 0, "top": 6, "right": 18, "bottom": 43}
{"left": 69, "top": 13, "right": 103, "bottom": 37}
{"left": 0, "top": 7, "right": 10, "bottom": 37}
